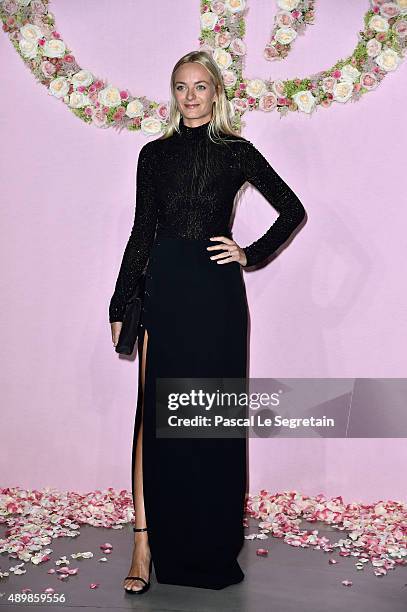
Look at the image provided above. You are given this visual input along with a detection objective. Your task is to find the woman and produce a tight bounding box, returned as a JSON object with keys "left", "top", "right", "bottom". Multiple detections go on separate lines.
{"left": 109, "top": 50, "right": 306, "bottom": 593}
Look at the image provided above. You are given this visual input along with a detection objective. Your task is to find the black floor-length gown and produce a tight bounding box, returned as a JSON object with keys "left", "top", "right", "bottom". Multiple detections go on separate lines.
{"left": 109, "top": 116, "right": 305, "bottom": 589}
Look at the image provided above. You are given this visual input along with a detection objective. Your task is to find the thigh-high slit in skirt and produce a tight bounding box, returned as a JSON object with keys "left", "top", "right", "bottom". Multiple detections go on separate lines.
{"left": 131, "top": 232, "right": 249, "bottom": 590}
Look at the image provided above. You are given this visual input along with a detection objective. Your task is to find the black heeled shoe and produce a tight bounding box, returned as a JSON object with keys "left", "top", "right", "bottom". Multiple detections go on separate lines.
{"left": 124, "top": 526, "right": 152, "bottom": 595}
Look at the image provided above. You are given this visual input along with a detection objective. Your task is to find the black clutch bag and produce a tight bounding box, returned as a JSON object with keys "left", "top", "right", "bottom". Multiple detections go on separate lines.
{"left": 115, "top": 272, "right": 147, "bottom": 355}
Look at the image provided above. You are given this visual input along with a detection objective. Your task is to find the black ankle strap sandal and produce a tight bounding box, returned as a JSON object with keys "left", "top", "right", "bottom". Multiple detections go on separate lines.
{"left": 124, "top": 526, "right": 151, "bottom": 595}
{"left": 133, "top": 526, "right": 148, "bottom": 532}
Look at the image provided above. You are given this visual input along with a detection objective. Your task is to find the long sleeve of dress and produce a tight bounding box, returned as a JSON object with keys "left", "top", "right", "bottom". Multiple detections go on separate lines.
{"left": 109, "top": 142, "right": 159, "bottom": 323}
{"left": 239, "top": 141, "right": 306, "bottom": 267}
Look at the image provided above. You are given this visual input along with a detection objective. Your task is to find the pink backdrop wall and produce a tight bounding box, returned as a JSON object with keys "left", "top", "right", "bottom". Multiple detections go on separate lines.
{"left": 1, "top": 1, "right": 406, "bottom": 503}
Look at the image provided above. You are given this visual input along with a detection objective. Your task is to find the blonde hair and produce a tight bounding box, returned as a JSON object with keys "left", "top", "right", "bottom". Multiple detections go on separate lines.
{"left": 159, "top": 50, "right": 245, "bottom": 145}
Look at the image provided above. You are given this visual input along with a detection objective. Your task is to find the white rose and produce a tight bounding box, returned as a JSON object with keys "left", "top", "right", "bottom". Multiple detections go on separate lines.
{"left": 49, "top": 76, "right": 70, "bottom": 98}
{"left": 340, "top": 64, "right": 361, "bottom": 83}
{"left": 277, "top": 0, "right": 300, "bottom": 10}
{"left": 98, "top": 86, "right": 121, "bottom": 108}
{"left": 71, "top": 69, "right": 94, "bottom": 89}
{"left": 43, "top": 38, "right": 66, "bottom": 58}
{"left": 213, "top": 48, "right": 232, "bottom": 69}
{"left": 19, "top": 38, "right": 38, "bottom": 60}
{"left": 200, "top": 11, "right": 218, "bottom": 30}
{"left": 332, "top": 80, "right": 353, "bottom": 102}
{"left": 20, "top": 24, "right": 43, "bottom": 42}
{"left": 375, "top": 48, "right": 400, "bottom": 70}
{"left": 68, "top": 91, "right": 90, "bottom": 108}
{"left": 366, "top": 38, "right": 382, "bottom": 57}
{"left": 275, "top": 27, "right": 297, "bottom": 45}
{"left": 225, "top": 0, "right": 246, "bottom": 13}
{"left": 292, "top": 90, "right": 316, "bottom": 113}
{"left": 368, "top": 15, "right": 390, "bottom": 32}
{"left": 246, "top": 78, "right": 267, "bottom": 98}
{"left": 140, "top": 117, "right": 162, "bottom": 135}
{"left": 125, "top": 99, "right": 144, "bottom": 118}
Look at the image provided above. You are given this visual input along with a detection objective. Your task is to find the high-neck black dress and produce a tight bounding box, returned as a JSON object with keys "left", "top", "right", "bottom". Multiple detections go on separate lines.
{"left": 109, "top": 116, "right": 305, "bottom": 589}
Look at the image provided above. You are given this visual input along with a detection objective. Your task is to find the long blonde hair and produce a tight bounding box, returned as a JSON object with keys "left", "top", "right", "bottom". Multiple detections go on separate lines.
{"left": 159, "top": 50, "right": 245, "bottom": 145}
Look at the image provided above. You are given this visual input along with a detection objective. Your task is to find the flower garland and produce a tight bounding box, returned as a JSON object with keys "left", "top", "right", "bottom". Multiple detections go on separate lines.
{"left": 1, "top": 0, "right": 407, "bottom": 135}
{"left": 263, "top": 0, "right": 316, "bottom": 62}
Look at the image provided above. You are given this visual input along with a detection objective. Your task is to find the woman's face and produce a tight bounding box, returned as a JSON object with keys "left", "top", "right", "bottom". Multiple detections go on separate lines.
{"left": 173, "top": 62, "right": 218, "bottom": 125}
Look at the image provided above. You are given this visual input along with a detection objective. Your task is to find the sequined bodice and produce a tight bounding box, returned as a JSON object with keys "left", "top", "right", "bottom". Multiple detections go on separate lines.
{"left": 109, "top": 116, "right": 305, "bottom": 322}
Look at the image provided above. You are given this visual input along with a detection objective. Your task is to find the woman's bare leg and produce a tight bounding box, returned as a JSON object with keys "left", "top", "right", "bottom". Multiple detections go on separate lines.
{"left": 123, "top": 328, "right": 152, "bottom": 593}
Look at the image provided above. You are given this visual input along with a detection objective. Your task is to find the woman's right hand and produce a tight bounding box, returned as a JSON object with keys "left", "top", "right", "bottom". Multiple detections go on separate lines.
{"left": 111, "top": 322, "right": 123, "bottom": 348}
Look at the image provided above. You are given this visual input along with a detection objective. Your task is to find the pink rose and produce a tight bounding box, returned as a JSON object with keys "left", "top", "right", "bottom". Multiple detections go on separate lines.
{"left": 215, "top": 31, "right": 231, "bottom": 48}
{"left": 113, "top": 107, "right": 126, "bottom": 121}
{"left": 31, "top": 1, "right": 47, "bottom": 15}
{"left": 41, "top": 61, "right": 56, "bottom": 77}
{"left": 120, "top": 90, "right": 129, "bottom": 100}
{"left": 88, "top": 92, "right": 99, "bottom": 104}
{"left": 2, "top": 1, "right": 18, "bottom": 15}
{"left": 322, "top": 77, "right": 335, "bottom": 91}
{"left": 394, "top": 20, "right": 407, "bottom": 38}
{"left": 276, "top": 11, "right": 293, "bottom": 27}
{"left": 156, "top": 103, "right": 169, "bottom": 120}
{"left": 85, "top": 107, "right": 93, "bottom": 116}
{"left": 229, "top": 38, "right": 246, "bottom": 56}
{"left": 92, "top": 109, "right": 107, "bottom": 127}
{"left": 380, "top": 4, "right": 400, "bottom": 18}
{"left": 232, "top": 97, "right": 249, "bottom": 112}
{"left": 361, "top": 73, "right": 378, "bottom": 89}
{"left": 264, "top": 45, "right": 279, "bottom": 61}
{"left": 222, "top": 69, "right": 237, "bottom": 87}
{"left": 211, "top": 1, "right": 226, "bottom": 16}
{"left": 259, "top": 92, "right": 277, "bottom": 112}
{"left": 332, "top": 69, "right": 341, "bottom": 78}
